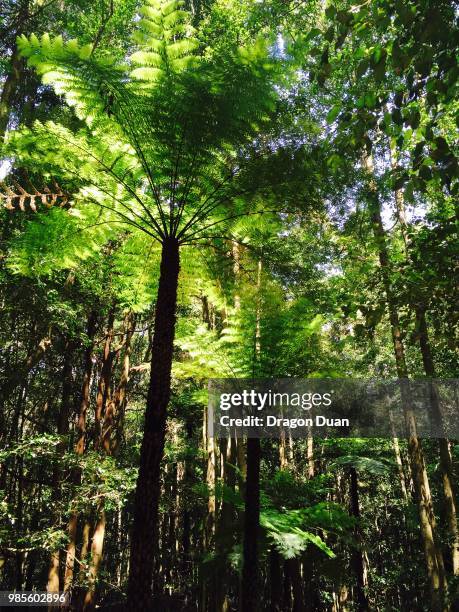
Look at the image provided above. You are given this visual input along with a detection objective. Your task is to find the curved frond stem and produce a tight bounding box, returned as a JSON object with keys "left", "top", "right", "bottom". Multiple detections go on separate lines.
{"left": 51, "top": 130, "right": 166, "bottom": 239}
{"left": 179, "top": 209, "right": 283, "bottom": 245}
{"left": 84, "top": 196, "right": 160, "bottom": 241}
{"left": 61, "top": 166, "right": 161, "bottom": 239}
{"left": 169, "top": 115, "right": 190, "bottom": 233}
{"left": 171, "top": 149, "right": 199, "bottom": 235}
{"left": 176, "top": 168, "right": 239, "bottom": 240}
{"left": 177, "top": 180, "right": 260, "bottom": 243}
{"left": 97, "top": 86, "right": 170, "bottom": 235}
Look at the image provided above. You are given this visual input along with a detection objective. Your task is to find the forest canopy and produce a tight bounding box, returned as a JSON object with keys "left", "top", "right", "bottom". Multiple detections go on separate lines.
{"left": 0, "top": 0, "right": 458, "bottom": 610}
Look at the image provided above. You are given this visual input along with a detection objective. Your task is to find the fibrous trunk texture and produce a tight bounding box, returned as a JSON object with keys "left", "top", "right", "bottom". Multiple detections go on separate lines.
{"left": 127, "top": 237, "right": 180, "bottom": 607}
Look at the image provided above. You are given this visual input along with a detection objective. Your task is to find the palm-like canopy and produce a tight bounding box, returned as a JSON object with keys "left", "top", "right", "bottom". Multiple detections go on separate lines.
{"left": 11, "top": 0, "right": 280, "bottom": 246}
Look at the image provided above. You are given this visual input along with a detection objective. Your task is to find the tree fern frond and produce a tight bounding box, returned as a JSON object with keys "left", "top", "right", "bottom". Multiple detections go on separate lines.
{"left": 6, "top": 204, "right": 118, "bottom": 277}
{"left": 17, "top": 34, "right": 125, "bottom": 130}
{"left": 130, "top": 0, "right": 200, "bottom": 85}
{"left": 6, "top": 121, "right": 164, "bottom": 240}
{"left": 0, "top": 180, "right": 68, "bottom": 211}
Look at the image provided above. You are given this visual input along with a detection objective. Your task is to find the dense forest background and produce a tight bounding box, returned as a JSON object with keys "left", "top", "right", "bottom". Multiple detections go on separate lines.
{"left": 0, "top": 0, "right": 458, "bottom": 610}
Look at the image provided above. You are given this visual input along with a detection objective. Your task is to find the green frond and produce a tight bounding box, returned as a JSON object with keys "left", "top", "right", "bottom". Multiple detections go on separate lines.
{"left": 5, "top": 121, "right": 164, "bottom": 240}
{"left": 168, "top": 39, "right": 199, "bottom": 60}
{"left": 129, "top": 51, "right": 164, "bottom": 68}
{"left": 130, "top": 0, "right": 199, "bottom": 85}
{"left": 17, "top": 33, "right": 125, "bottom": 129}
{"left": 130, "top": 66, "right": 164, "bottom": 82}
{"left": 112, "top": 233, "right": 162, "bottom": 311}
{"left": 6, "top": 204, "right": 117, "bottom": 277}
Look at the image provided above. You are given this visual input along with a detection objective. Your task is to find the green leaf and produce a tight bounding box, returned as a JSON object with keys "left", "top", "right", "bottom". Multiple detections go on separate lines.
{"left": 326, "top": 104, "right": 340, "bottom": 124}
{"left": 332, "top": 455, "right": 391, "bottom": 475}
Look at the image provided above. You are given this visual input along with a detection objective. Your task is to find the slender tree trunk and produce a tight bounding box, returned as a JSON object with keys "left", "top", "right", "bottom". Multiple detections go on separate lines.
{"left": 83, "top": 505, "right": 106, "bottom": 611}
{"left": 127, "top": 236, "right": 180, "bottom": 607}
{"left": 241, "top": 256, "right": 263, "bottom": 611}
{"left": 64, "top": 312, "right": 97, "bottom": 592}
{"left": 15, "top": 454, "right": 24, "bottom": 589}
{"left": 364, "top": 154, "right": 447, "bottom": 611}
{"left": 391, "top": 145, "right": 459, "bottom": 586}
{"left": 349, "top": 467, "right": 368, "bottom": 611}
{"left": 307, "top": 428, "right": 314, "bottom": 479}
{"left": 81, "top": 311, "right": 141, "bottom": 607}
{"left": 82, "top": 309, "right": 116, "bottom": 606}
{"left": 206, "top": 408, "right": 216, "bottom": 545}
{"left": 64, "top": 513, "right": 78, "bottom": 593}
{"left": 279, "top": 421, "right": 288, "bottom": 470}
{"left": 241, "top": 436, "right": 261, "bottom": 612}
{"left": 106, "top": 310, "right": 135, "bottom": 454}
{"left": 94, "top": 309, "right": 115, "bottom": 449}
{"left": 78, "top": 517, "right": 92, "bottom": 597}
{"left": 416, "top": 307, "right": 459, "bottom": 579}
{"left": 388, "top": 408, "right": 408, "bottom": 500}
{"left": 0, "top": 48, "right": 22, "bottom": 140}
{"left": 216, "top": 435, "right": 237, "bottom": 612}
{"left": 47, "top": 342, "right": 74, "bottom": 597}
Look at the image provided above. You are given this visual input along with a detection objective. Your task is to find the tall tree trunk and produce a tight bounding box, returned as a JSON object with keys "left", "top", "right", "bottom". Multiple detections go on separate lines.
{"left": 105, "top": 310, "right": 135, "bottom": 454}
{"left": 127, "top": 236, "right": 180, "bottom": 606}
{"left": 206, "top": 399, "right": 216, "bottom": 555}
{"left": 363, "top": 154, "right": 447, "bottom": 610}
{"left": 85, "top": 312, "right": 134, "bottom": 608}
{"left": 389, "top": 417, "right": 409, "bottom": 500}
{"left": 83, "top": 505, "right": 106, "bottom": 611}
{"left": 241, "top": 256, "right": 263, "bottom": 611}
{"left": 77, "top": 517, "right": 92, "bottom": 600}
{"left": 94, "top": 308, "right": 115, "bottom": 449}
{"left": 47, "top": 342, "right": 74, "bottom": 597}
{"left": 279, "top": 421, "right": 288, "bottom": 470}
{"left": 349, "top": 467, "right": 368, "bottom": 611}
{"left": 416, "top": 307, "right": 459, "bottom": 579}
{"left": 391, "top": 146, "right": 459, "bottom": 583}
{"left": 307, "top": 428, "right": 314, "bottom": 479}
{"left": 241, "top": 436, "right": 261, "bottom": 612}
{"left": 216, "top": 435, "right": 237, "bottom": 612}
{"left": 0, "top": 48, "right": 22, "bottom": 140}
{"left": 64, "top": 312, "right": 97, "bottom": 592}
{"left": 63, "top": 513, "right": 78, "bottom": 594}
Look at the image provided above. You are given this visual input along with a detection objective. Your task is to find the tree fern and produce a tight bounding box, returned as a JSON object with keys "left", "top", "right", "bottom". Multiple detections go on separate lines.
{"left": 8, "top": 5, "right": 301, "bottom": 599}
{"left": 12, "top": 0, "right": 284, "bottom": 247}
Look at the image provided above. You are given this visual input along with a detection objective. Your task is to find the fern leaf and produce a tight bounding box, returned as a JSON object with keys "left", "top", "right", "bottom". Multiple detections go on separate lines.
{"left": 130, "top": 0, "right": 199, "bottom": 85}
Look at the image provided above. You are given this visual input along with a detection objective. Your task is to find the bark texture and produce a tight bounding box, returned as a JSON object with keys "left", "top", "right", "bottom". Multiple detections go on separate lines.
{"left": 127, "top": 237, "right": 180, "bottom": 607}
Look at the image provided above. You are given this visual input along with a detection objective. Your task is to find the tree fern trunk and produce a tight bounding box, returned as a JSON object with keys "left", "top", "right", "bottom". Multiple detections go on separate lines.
{"left": 128, "top": 236, "right": 180, "bottom": 607}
